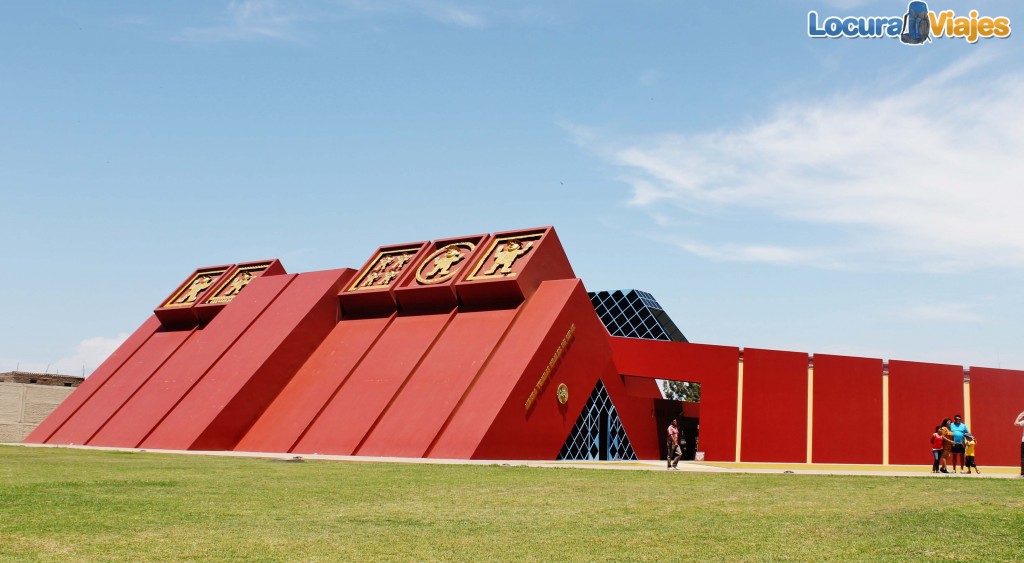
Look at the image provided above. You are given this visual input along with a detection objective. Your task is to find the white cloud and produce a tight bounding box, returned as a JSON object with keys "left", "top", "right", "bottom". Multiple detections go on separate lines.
{"left": 572, "top": 53, "right": 1024, "bottom": 272}
{"left": 665, "top": 237, "right": 822, "bottom": 266}
{"left": 1, "top": 334, "right": 129, "bottom": 378}
{"left": 337, "top": 0, "right": 487, "bottom": 28}
{"left": 426, "top": 3, "right": 486, "bottom": 28}
{"left": 178, "top": 0, "right": 495, "bottom": 41}
{"left": 179, "top": 0, "right": 298, "bottom": 43}
{"left": 897, "top": 304, "right": 985, "bottom": 323}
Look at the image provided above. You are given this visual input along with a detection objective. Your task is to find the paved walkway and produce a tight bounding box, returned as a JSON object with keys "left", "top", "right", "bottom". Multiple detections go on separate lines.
{"left": 9, "top": 443, "right": 1023, "bottom": 478}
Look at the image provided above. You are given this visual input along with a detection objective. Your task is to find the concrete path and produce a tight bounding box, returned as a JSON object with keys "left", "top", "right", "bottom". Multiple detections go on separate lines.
{"left": 8, "top": 442, "right": 1023, "bottom": 478}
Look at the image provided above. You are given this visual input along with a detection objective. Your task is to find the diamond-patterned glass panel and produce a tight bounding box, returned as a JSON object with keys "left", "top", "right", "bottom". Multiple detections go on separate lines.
{"left": 588, "top": 289, "right": 687, "bottom": 342}
{"left": 558, "top": 380, "right": 637, "bottom": 461}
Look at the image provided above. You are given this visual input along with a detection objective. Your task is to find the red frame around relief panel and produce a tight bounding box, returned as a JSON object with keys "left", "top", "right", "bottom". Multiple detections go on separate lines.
{"left": 339, "top": 241, "right": 430, "bottom": 316}
{"left": 194, "top": 259, "right": 286, "bottom": 323}
{"left": 393, "top": 234, "right": 490, "bottom": 312}
{"left": 154, "top": 265, "right": 232, "bottom": 327}
{"left": 455, "top": 226, "right": 575, "bottom": 308}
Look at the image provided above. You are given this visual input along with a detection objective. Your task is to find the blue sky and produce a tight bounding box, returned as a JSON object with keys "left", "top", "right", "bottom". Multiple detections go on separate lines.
{"left": 2, "top": 0, "right": 1022, "bottom": 376}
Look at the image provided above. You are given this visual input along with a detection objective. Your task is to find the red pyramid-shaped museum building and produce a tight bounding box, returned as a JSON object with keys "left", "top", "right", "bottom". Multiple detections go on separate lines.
{"left": 26, "top": 226, "right": 1024, "bottom": 467}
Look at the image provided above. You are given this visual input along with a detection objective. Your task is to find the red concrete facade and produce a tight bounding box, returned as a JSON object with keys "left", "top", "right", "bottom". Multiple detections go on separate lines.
{"left": 967, "top": 367, "right": 1024, "bottom": 467}
{"left": 887, "top": 360, "right": 964, "bottom": 466}
{"left": 811, "top": 354, "right": 884, "bottom": 464}
{"left": 26, "top": 226, "right": 1024, "bottom": 466}
{"left": 740, "top": 348, "right": 809, "bottom": 463}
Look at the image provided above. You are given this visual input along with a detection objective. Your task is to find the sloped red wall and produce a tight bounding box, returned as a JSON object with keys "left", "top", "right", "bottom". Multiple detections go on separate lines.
{"left": 89, "top": 275, "right": 293, "bottom": 447}
{"left": 47, "top": 328, "right": 195, "bottom": 446}
{"left": 356, "top": 308, "right": 519, "bottom": 458}
{"left": 428, "top": 279, "right": 602, "bottom": 459}
{"left": 25, "top": 316, "right": 162, "bottom": 444}
{"left": 141, "top": 269, "right": 351, "bottom": 451}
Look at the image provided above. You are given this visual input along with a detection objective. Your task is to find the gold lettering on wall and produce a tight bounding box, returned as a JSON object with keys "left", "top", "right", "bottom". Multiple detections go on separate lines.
{"left": 524, "top": 324, "right": 576, "bottom": 411}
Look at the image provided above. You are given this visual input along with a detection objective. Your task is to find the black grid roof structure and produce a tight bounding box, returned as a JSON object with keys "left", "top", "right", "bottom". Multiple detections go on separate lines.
{"left": 588, "top": 289, "right": 687, "bottom": 342}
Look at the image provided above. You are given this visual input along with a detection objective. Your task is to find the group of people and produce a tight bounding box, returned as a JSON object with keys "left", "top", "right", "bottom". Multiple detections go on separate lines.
{"left": 930, "top": 411, "right": 1024, "bottom": 477}
{"left": 662, "top": 411, "right": 1024, "bottom": 475}
{"left": 930, "top": 414, "right": 978, "bottom": 474}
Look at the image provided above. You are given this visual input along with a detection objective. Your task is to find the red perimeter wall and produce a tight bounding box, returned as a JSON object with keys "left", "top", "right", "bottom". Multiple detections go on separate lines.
{"left": 607, "top": 339, "right": 739, "bottom": 462}
{"left": 887, "top": 360, "right": 964, "bottom": 466}
{"left": 811, "top": 354, "right": 883, "bottom": 464}
{"left": 740, "top": 348, "right": 808, "bottom": 463}
{"left": 968, "top": 367, "right": 1024, "bottom": 467}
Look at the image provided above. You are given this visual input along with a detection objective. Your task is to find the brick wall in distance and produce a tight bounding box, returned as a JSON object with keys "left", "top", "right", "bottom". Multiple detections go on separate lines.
{"left": 0, "top": 382, "right": 76, "bottom": 442}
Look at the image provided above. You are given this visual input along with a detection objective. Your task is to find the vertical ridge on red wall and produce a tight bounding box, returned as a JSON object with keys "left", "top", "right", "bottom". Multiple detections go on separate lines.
{"left": 25, "top": 316, "right": 163, "bottom": 444}
{"left": 292, "top": 310, "right": 456, "bottom": 455}
{"left": 87, "top": 275, "right": 294, "bottom": 447}
{"left": 234, "top": 315, "right": 395, "bottom": 453}
{"left": 427, "top": 280, "right": 597, "bottom": 459}
{"left": 46, "top": 328, "right": 196, "bottom": 446}
{"left": 141, "top": 269, "right": 351, "bottom": 451}
{"left": 355, "top": 307, "right": 519, "bottom": 458}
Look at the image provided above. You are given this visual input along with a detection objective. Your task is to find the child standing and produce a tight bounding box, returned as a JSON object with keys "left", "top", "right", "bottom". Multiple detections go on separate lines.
{"left": 964, "top": 433, "right": 980, "bottom": 474}
{"left": 930, "top": 426, "right": 945, "bottom": 473}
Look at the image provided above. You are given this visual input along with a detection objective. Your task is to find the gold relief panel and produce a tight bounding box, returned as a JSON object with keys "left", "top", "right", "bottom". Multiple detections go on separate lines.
{"left": 415, "top": 242, "right": 476, "bottom": 285}
{"left": 348, "top": 249, "right": 417, "bottom": 292}
{"left": 466, "top": 233, "right": 543, "bottom": 281}
{"left": 163, "top": 268, "right": 228, "bottom": 308}
{"left": 204, "top": 264, "right": 268, "bottom": 305}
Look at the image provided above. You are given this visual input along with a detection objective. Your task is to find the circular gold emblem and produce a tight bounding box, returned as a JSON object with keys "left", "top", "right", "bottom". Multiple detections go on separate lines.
{"left": 415, "top": 242, "right": 476, "bottom": 285}
{"left": 556, "top": 383, "right": 569, "bottom": 405}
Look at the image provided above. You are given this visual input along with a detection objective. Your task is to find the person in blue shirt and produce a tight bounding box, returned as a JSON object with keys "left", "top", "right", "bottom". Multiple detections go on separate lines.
{"left": 949, "top": 414, "right": 969, "bottom": 474}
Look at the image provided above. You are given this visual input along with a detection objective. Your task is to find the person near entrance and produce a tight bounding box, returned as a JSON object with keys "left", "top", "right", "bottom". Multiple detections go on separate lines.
{"left": 666, "top": 419, "right": 682, "bottom": 470}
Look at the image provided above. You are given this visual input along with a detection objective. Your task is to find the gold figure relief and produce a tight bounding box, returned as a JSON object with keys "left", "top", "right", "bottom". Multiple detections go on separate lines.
{"left": 415, "top": 242, "right": 476, "bottom": 285}
{"left": 468, "top": 234, "right": 542, "bottom": 281}
{"left": 204, "top": 265, "right": 267, "bottom": 305}
{"left": 349, "top": 249, "right": 418, "bottom": 291}
{"left": 164, "top": 269, "right": 227, "bottom": 308}
{"left": 223, "top": 272, "right": 253, "bottom": 297}
{"left": 176, "top": 276, "right": 213, "bottom": 304}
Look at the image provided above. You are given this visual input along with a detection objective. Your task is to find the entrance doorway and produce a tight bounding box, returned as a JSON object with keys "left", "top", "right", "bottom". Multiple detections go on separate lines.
{"left": 654, "top": 398, "right": 699, "bottom": 461}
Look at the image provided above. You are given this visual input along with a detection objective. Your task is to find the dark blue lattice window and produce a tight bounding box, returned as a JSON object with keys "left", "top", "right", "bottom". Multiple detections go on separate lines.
{"left": 588, "top": 289, "right": 687, "bottom": 342}
{"left": 558, "top": 380, "right": 637, "bottom": 461}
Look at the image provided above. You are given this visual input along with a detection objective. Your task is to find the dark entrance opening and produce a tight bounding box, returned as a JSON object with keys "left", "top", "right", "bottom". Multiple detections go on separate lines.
{"left": 654, "top": 398, "right": 699, "bottom": 461}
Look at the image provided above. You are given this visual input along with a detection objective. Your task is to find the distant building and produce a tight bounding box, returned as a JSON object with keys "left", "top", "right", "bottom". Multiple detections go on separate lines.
{"left": 0, "top": 371, "right": 83, "bottom": 442}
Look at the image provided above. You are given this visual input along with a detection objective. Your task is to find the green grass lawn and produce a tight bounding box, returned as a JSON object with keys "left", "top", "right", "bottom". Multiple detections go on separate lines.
{"left": 2, "top": 446, "right": 1022, "bottom": 561}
